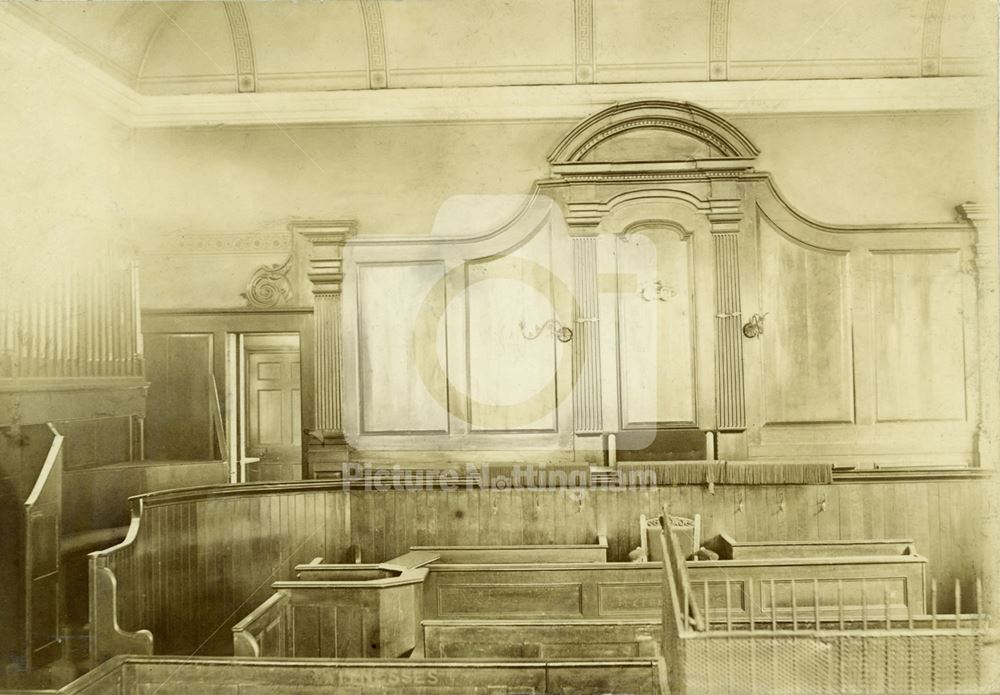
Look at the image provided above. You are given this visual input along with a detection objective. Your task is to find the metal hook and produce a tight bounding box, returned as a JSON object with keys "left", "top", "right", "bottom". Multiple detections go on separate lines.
{"left": 520, "top": 319, "right": 573, "bottom": 343}
{"left": 742, "top": 313, "right": 768, "bottom": 339}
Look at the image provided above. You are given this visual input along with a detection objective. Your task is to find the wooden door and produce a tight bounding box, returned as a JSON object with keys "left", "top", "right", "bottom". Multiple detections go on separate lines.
{"left": 246, "top": 348, "right": 302, "bottom": 465}
{"left": 615, "top": 227, "right": 697, "bottom": 429}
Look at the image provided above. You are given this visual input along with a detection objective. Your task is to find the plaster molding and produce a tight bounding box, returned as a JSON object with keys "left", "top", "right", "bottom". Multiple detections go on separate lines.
{"left": 129, "top": 78, "right": 993, "bottom": 128}
{"left": 549, "top": 100, "right": 759, "bottom": 164}
{"left": 921, "top": 0, "right": 948, "bottom": 77}
{"left": 573, "top": 0, "right": 595, "bottom": 84}
{"left": 241, "top": 255, "right": 293, "bottom": 308}
{"left": 708, "top": 0, "right": 730, "bottom": 80}
{"left": 359, "top": 0, "right": 388, "bottom": 89}
{"left": 141, "top": 232, "right": 292, "bottom": 256}
{"left": 0, "top": 6, "right": 991, "bottom": 128}
{"left": 292, "top": 219, "right": 359, "bottom": 294}
{"left": 223, "top": 2, "right": 257, "bottom": 93}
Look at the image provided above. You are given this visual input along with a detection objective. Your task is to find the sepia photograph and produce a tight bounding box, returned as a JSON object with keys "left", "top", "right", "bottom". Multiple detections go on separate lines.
{"left": 0, "top": 1, "right": 998, "bottom": 693}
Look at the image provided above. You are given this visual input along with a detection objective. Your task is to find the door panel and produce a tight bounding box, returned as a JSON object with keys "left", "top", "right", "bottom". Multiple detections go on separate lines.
{"left": 616, "top": 227, "right": 696, "bottom": 428}
{"left": 144, "top": 333, "right": 215, "bottom": 460}
{"left": 247, "top": 350, "right": 302, "bottom": 463}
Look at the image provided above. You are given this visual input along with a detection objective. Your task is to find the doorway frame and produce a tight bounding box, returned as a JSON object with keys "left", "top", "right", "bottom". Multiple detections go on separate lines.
{"left": 142, "top": 308, "right": 314, "bottom": 482}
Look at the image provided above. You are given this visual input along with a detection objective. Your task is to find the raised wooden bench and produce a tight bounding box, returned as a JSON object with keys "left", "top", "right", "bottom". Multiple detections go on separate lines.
{"left": 709, "top": 533, "right": 917, "bottom": 559}
{"left": 233, "top": 564, "right": 428, "bottom": 658}
{"left": 422, "top": 562, "right": 664, "bottom": 620}
{"left": 410, "top": 536, "right": 608, "bottom": 564}
{"left": 33, "top": 655, "right": 668, "bottom": 695}
{"left": 423, "top": 618, "right": 661, "bottom": 658}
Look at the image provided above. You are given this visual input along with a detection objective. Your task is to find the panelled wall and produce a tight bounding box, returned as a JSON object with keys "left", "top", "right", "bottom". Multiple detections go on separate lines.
{"left": 338, "top": 101, "right": 993, "bottom": 469}
{"left": 93, "top": 477, "right": 989, "bottom": 659}
{"left": 740, "top": 183, "right": 980, "bottom": 467}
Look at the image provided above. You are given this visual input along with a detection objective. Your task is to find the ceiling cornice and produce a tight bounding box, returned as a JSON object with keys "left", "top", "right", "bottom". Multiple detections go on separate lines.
{"left": 0, "top": 4, "right": 992, "bottom": 130}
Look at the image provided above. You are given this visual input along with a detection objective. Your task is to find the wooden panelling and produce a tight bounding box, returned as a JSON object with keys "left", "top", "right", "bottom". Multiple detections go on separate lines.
{"left": 759, "top": 214, "right": 853, "bottom": 424}
{"left": 423, "top": 619, "right": 660, "bottom": 658}
{"left": 91, "top": 477, "right": 988, "bottom": 660}
{"left": 435, "top": 581, "right": 584, "bottom": 618}
{"left": 143, "top": 333, "right": 215, "bottom": 461}
{"left": 357, "top": 263, "right": 448, "bottom": 434}
{"left": 466, "top": 226, "right": 561, "bottom": 432}
{"left": 103, "top": 656, "right": 666, "bottom": 695}
{"left": 872, "top": 250, "right": 967, "bottom": 422}
{"left": 63, "top": 460, "right": 228, "bottom": 535}
{"left": 616, "top": 226, "right": 696, "bottom": 427}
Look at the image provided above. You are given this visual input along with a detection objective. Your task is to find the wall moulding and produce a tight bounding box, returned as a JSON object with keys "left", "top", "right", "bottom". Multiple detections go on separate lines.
{"left": 0, "top": 5, "right": 989, "bottom": 130}
{"left": 140, "top": 232, "right": 292, "bottom": 256}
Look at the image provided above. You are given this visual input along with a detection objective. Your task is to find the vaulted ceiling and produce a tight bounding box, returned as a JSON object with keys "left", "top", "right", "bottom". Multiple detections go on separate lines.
{"left": 7, "top": 0, "right": 995, "bottom": 96}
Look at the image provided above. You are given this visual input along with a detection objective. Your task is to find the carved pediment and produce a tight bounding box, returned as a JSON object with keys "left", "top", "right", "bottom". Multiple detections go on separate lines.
{"left": 548, "top": 100, "right": 758, "bottom": 174}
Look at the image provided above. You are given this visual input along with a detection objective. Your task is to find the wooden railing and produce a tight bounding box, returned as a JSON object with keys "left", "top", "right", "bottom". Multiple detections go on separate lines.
{"left": 655, "top": 511, "right": 992, "bottom": 695}
{"left": 0, "top": 255, "right": 142, "bottom": 379}
{"left": 231, "top": 591, "right": 287, "bottom": 657}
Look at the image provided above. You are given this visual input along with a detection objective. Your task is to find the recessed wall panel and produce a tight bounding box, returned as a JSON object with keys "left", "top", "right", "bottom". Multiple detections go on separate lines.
{"left": 616, "top": 227, "right": 696, "bottom": 427}
{"left": 872, "top": 251, "right": 966, "bottom": 422}
{"left": 467, "top": 228, "right": 561, "bottom": 432}
{"left": 760, "top": 216, "right": 854, "bottom": 424}
{"left": 358, "top": 262, "right": 449, "bottom": 434}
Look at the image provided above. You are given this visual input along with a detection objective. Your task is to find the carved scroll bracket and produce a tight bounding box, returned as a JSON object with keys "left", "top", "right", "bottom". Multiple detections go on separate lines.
{"left": 241, "top": 255, "right": 293, "bottom": 308}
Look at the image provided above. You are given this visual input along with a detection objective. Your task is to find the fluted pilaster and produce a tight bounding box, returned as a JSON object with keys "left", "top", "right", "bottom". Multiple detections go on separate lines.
{"left": 709, "top": 199, "right": 746, "bottom": 431}
{"left": 293, "top": 220, "right": 357, "bottom": 473}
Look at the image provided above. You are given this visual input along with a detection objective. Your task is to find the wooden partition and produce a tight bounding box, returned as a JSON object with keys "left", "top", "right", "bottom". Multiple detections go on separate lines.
{"left": 11, "top": 655, "right": 668, "bottom": 695}
{"left": 232, "top": 568, "right": 427, "bottom": 659}
{"left": 409, "top": 537, "right": 607, "bottom": 563}
{"left": 423, "top": 619, "right": 662, "bottom": 659}
{"left": 337, "top": 100, "right": 993, "bottom": 474}
{"left": 655, "top": 510, "right": 991, "bottom": 695}
{"left": 89, "top": 474, "right": 989, "bottom": 662}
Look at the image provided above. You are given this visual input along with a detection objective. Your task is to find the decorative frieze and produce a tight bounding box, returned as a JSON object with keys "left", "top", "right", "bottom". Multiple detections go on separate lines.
{"left": 573, "top": 0, "right": 595, "bottom": 84}
{"left": 223, "top": 2, "right": 256, "bottom": 93}
{"left": 360, "top": 0, "right": 388, "bottom": 89}
{"left": 142, "top": 232, "right": 291, "bottom": 256}
{"left": 709, "top": 0, "right": 730, "bottom": 80}
{"left": 921, "top": 0, "right": 947, "bottom": 77}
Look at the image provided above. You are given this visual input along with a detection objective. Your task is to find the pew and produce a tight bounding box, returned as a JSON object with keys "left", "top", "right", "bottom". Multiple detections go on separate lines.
{"left": 422, "top": 562, "right": 664, "bottom": 620}
{"left": 409, "top": 536, "right": 608, "bottom": 563}
{"left": 0, "top": 655, "right": 669, "bottom": 695}
{"left": 709, "top": 532, "right": 917, "bottom": 559}
{"left": 233, "top": 563, "right": 428, "bottom": 658}
{"left": 87, "top": 478, "right": 981, "bottom": 663}
{"left": 640, "top": 521, "right": 928, "bottom": 618}
{"left": 422, "top": 618, "right": 661, "bottom": 658}
{"left": 651, "top": 508, "right": 989, "bottom": 695}
{"left": 293, "top": 547, "right": 926, "bottom": 626}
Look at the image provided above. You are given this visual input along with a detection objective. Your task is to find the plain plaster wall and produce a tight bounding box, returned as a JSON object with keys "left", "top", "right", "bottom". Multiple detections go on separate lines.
{"left": 130, "top": 109, "right": 996, "bottom": 309}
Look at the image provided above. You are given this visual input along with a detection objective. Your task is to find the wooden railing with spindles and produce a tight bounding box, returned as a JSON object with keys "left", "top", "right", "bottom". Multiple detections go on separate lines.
{"left": 0, "top": 254, "right": 142, "bottom": 379}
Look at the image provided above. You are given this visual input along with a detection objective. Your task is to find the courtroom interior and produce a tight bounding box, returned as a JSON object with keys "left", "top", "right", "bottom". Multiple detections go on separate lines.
{"left": 1, "top": 1, "right": 998, "bottom": 693}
